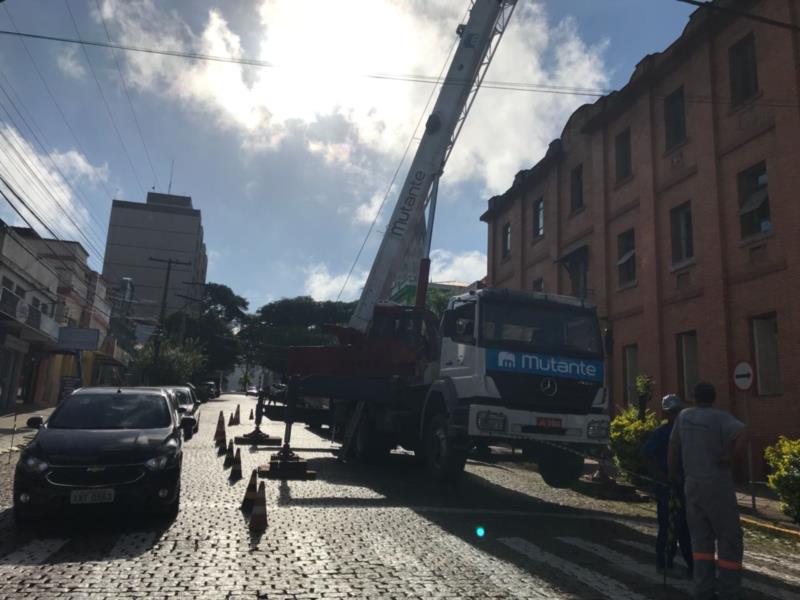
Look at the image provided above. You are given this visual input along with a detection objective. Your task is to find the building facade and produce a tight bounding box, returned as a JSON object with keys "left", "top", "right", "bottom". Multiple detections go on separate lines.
{"left": 0, "top": 220, "right": 61, "bottom": 411}
{"left": 102, "top": 192, "right": 208, "bottom": 333}
{"left": 481, "top": 0, "right": 800, "bottom": 477}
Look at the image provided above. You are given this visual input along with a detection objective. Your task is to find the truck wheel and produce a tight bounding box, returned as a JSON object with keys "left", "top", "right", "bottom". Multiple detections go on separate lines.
{"left": 538, "top": 448, "right": 584, "bottom": 489}
{"left": 425, "top": 413, "right": 467, "bottom": 481}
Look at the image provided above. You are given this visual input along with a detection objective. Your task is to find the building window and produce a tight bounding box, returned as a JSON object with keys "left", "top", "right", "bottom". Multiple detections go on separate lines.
{"left": 615, "top": 128, "right": 632, "bottom": 182}
{"left": 532, "top": 278, "right": 544, "bottom": 292}
{"left": 729, "top": 33, "right": 759, "bottom": 106}
{"left": 622, "top": 345, "right": 639, "bottom": 407}
{"left": 670, "top": 202, "right": 694, "bottom": 264}
{"left": 617, "top": 229, "right": 636, "bottom": 287}
{"left": 501, "top": 223, "right": 511, "bottom": 258}
{"left": 677, "top": 331, "right": 699, "bottom": 402}
{"left": 14, "top": 285, "right": 25, "bottom": 297}
{"left": 562, "top": 248, "right": 588, "bottom": 298}
{"left": 31, "top": 297, "right": 40, "bottom": 309}
{"left": 752, "top": 315, "right": 781, "bottom": 395}
{"left": 1, "top": 276, "right": 13, "bottom": 290}
{"left": 570, "top": 164, "right": 584, "bottom": 212}
{"left": 533, "top": 198, "right": 544, "bottom": 238}
{"left": 738, "top": 161, "right": 770, "bottom": 239}
{"left": 664, "top": 86, "right": 687, "bottom": 150}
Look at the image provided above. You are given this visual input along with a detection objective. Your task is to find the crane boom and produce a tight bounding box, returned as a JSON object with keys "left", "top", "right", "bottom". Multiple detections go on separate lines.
{"left": 349, "top": 0, "right": 516, "bottom": 331}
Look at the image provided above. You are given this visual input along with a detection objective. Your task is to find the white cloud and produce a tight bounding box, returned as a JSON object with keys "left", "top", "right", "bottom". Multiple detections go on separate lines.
{"left": 0, "top": 124, "right": 98, "bottom": 246}
{"left": 97, "top": 0, "right": 608, "bottom": 195}
{"left": 351, "top": 192, "right": 385, "bottom": 225}
{"left": 51, "top": 150, "right": 109, "bottom": 186}
{"left": 304, "top": 263, "right": 367, "bottom": 302}
{"left": 429, "top": 248, "right": 486, "bottom": 284}
{"left": 56, "top": 45, "right": 87, "bottom": 80}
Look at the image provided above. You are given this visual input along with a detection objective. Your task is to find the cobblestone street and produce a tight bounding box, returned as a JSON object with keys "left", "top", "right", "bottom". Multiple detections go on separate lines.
{"left": 1, "top": 394, "right": 797, "bottom": 599}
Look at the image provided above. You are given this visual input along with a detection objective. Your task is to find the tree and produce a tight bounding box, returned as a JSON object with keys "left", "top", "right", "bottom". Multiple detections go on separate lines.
{"left": 203, "top": 283, "right": 248, "bottom": 325}
{"left": 426, "top": 287, "right": 451, "bottom": 318}
{"left": 237, "top": 296, "right": 356, "bottom": 373}
{"left": 133, "top": 338, "right": 206, "bottom": 385}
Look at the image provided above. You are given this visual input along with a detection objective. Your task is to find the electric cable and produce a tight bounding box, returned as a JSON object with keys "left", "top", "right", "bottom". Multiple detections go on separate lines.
{"left": 1, "top": 4, "right": 117, "bottom": 205}
{"left": 62, "top": 0, "right": 146, "bottom": 196}
{"left": 0, "top": 77, "right": 107, "bottom": 258}
{"left": 94, "top": 0, "right": 160, "bottom": 191}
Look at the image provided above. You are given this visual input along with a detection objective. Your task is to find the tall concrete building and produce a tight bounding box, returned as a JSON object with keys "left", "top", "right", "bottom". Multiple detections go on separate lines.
{"left": 481, "top": 0, "right": 800, "bottom": 478}
{"left": 102, "top": 192, "right": 208, "bottom": 331}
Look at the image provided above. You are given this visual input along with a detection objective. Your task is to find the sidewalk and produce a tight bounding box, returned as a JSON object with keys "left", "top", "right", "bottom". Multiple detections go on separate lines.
{"left": 0, "top": 404, "right": 56, "bottom": 456}
{"left": 736, "top": 485, "right": 799, "bottom": 536}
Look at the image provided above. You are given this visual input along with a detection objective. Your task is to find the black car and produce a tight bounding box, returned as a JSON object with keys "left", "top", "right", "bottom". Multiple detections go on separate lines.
{"left": 164, "top": 386, "right": 201, "bottom": 434}
{"left": 13, "top": 387, "right": 195, "bottom": 523}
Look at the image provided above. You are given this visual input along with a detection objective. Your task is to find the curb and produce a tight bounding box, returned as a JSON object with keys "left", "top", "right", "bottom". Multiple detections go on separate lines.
{"left": 740, "top": 515, "right": 800, "bottom": 539}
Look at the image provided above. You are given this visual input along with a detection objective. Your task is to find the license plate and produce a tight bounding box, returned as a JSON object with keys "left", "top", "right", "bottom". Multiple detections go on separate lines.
{"left": 537, "top": 417, "right": 562, "bottom": 429}
{"left": 70, "top": 488, "right": 115, "bottom": 504}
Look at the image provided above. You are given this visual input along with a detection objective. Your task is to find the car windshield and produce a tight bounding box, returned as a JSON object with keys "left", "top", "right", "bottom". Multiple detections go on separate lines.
{"left": 481, "top": 301, "right": 601, "bottom": 355}
{"left": 48, "top": 393, "right": 172, "bottom": 430}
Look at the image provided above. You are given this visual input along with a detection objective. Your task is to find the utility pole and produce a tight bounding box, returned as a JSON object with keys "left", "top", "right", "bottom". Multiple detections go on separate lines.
{"left": 149, "top": 257, "right": 191, "bottom": 363}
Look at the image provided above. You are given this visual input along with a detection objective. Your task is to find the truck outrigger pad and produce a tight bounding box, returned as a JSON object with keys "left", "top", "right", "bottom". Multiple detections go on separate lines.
{"left": 234, "top": 427, "right": 282, "bottom": 446}
{"left": 258, "top": 445, "right": 316, "bottom": 480}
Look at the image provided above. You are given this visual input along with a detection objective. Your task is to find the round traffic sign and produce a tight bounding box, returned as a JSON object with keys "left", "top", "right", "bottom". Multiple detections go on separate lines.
{"left": 733, "top": 361, "right": 754, "bottom": 391}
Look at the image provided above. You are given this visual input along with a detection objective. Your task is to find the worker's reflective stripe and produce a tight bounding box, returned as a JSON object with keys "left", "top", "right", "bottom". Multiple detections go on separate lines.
{"left": 692, "top": 552, "right": 716, "bottom": 561}
{"left": 717, "top": 559, "right": 743, "bottom": 570}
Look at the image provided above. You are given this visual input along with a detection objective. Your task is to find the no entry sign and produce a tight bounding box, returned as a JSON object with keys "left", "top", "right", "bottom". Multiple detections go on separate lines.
{"left": 733, "top": 361, "right": 754, "bottom": 391}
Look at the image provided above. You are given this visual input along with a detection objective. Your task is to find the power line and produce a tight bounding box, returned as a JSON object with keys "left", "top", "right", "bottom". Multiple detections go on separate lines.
{"left": 0, "top": 100, "right": 106, "bottom": 263}
{"left": 62, "top": 0, "right": 146, "bottom": 196}
{"left": 1, "top": 24, "right": 799, "bottom": 110}
{"left": 0, "top": 76, "right": 107, "bottom": 257}
{"left": 94, "top": 0, "right": 160, "bottom": 191}
{"left": 1, "top": 4, "right": 117, "bottom": 205}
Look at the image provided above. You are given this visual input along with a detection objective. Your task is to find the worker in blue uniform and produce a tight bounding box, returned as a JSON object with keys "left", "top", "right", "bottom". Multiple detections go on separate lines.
{"left": 642, "top": 394, "right": 693, "bottom": 577}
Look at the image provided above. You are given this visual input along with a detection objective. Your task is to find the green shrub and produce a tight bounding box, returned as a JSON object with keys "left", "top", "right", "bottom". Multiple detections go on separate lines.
{"left": 610, "top": 406, "right": 661, "bottom": 485}
{"left": 764, "top": 436, "right": 800, "bottom": 524}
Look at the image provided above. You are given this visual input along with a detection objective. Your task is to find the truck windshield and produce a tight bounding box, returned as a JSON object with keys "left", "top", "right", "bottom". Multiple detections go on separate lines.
{"left": 481, "top": 301, "right": 601, "bottom": 355}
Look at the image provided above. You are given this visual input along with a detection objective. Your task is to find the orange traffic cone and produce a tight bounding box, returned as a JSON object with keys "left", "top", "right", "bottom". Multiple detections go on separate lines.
{"left": 223, "top": 440, "right": 234, "bottom": 468}
{"left": 249, "top": 408, "right": 254, "bottom": 421}
{"left": 228, "top": 413, "right": 235, "bottom": 427}
{"left": 234, "top": 405, "right": 241, "bottom": 425}
{"left": 241, "top": 470, "right": 258, "bottom": 512}
{"left": 214, "top": 411, "right": 225, "bottom": 442}
{"left": 230, "top": 448, "right": 242, "bottom": 481}
{"left": 217, "top": 428, "right": 227, "bottom": 454}
{"left": 249, "top": 481, "right": 267, "bottom": 531}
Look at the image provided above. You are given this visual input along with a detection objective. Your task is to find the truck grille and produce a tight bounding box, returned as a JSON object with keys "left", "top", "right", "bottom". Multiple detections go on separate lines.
{"left": 46, "top": 465, "right": 145, "bottom": 487}
{"left": 487, "top": 371, "right": 599, "bottom": 414}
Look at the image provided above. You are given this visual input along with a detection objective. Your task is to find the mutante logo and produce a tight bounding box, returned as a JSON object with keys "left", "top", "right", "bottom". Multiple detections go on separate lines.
{"left": 489, "top": 350, "right": 602, "bottom": 382}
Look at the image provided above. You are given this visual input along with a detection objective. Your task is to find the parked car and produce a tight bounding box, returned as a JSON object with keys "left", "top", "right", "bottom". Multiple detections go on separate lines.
{"left": 164, "top": 386, "right": 201, "bottom": 435}
{"left": 12, "top": 387, "right": 193, "bottom": 523}
{"left": 184, "top": 382, "right": 204, "bottom": 404}
{"left": 204, "top": 380, "right": 219, "bottom": 398}
{"left": 246, "top": 386, "right": 258, "bottom": 396}
{"left": 194, "top": 382, "right": 213, "bottom": 401}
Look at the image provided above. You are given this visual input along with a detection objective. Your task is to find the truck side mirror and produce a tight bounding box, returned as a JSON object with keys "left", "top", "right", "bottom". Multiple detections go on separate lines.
{"left": 441, "top": 311, "right": 456, "bottom": 338}
{"left": 604, "top": 327, "right": 614, "bottom": 356}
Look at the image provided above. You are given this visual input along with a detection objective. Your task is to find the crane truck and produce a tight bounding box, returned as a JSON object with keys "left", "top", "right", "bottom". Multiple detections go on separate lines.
{"left": 268, "top": 0, "right": 610, "bottom": 488}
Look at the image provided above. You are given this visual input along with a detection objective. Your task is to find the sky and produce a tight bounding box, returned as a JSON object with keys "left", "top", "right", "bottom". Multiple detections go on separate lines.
{"left": 0, "top": 0, "right": 695, "bottom": 311}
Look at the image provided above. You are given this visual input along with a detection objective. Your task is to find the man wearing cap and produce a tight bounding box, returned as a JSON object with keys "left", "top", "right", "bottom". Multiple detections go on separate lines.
{"left": 669, "top": 382, "right": 747, "bottom": 600}
{"left": 642, "top": 394, "right": 693, "bottom": 577}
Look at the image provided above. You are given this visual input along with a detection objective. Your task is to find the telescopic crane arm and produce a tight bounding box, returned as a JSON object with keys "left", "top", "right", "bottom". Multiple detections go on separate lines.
{"left": 348, "top": 0, "right": 517, "bottom": 332}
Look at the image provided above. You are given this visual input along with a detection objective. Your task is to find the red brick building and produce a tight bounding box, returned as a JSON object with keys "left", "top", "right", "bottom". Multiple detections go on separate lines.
{"left": 481, "top": 0, "right": 800, "bottom": 477}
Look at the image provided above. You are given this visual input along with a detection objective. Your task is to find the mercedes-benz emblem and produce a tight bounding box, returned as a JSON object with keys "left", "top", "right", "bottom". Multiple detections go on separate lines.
{"left": 540, "top": 377, "right": 558, "bottom": 397}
